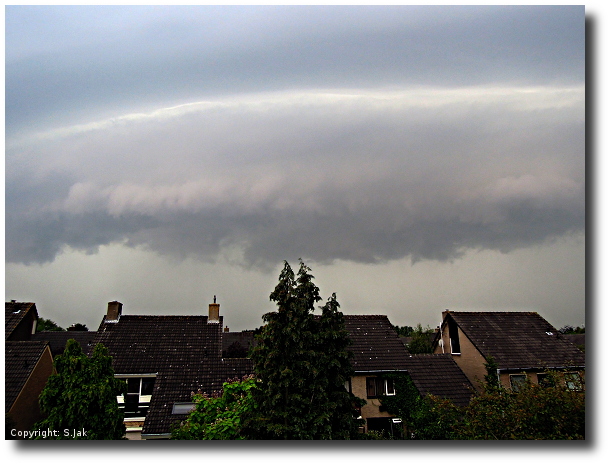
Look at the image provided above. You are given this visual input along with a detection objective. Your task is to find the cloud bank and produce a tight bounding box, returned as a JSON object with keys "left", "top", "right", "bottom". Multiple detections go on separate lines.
{"left": 6, "top": 86, "right": 585, "bottom": 268}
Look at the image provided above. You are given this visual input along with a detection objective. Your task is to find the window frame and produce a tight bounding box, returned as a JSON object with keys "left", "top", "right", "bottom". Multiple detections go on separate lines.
{"left": 448, "top": 319, "right": 461, "bottom": 355}
{"left": 116, "top": 375, "right": 157, "bottom": 407}
{"left": 366, "top": 376, "right": 396, "bottom": 398}
{"left": 509, "top": 374, "right": 527, "bottom": 392}
{"left": 564, "top": 372, "right": 583, "bottom": 391}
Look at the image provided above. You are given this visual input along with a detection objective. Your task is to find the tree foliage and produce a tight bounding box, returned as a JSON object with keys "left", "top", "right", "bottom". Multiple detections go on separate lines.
{"left": 245, "top": 260, "right": 363, "bottom": 439}
{"left": 392, "top": 325, "right": 414, "bottom": 337}
{"left": 406, "top": 324, "right": 434, "bottom": 354}
{"left": 171, "top": 376, "right": 257, "bottom": 440}
{"left": 380, "top": 373, "right": 460, "bottom": 439}
{"left": 32, "top": 339, "right": 126, "bottom": 440}
{"left": 36, "top": 317, "right": 65, "bottom": 332}
{"left": 455, "top": 371, "right": 585, "bottom": 439}
{"left": 379, "top": 369, "right": 584, "bottom": 440}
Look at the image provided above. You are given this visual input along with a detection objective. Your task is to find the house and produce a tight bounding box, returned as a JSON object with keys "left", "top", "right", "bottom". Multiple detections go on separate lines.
{"left": 89, "top": 300, "right": 253, "bottom": 439}
{"left": 221, "top": 328, "right": 256, "bottom": 358}
{"left": 433, "top": 311, "right": 586, "bottom": 392}
{"left": 32, "top": 330, "right": 97, "bottom": 358}
{"left": 5, "top": 302, "right": 55, "bottom": 437}
{"left": 342, "top": 315, "right": 411, "bottom": 435}
{"left": 6, "top": 301, "right": 38, "bottom": 342}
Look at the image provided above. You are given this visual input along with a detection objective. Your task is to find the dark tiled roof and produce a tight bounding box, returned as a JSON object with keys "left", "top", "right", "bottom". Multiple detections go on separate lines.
{"left": 221, "top": 331, "right": 255, "bottom": 357}
{"left": 5, "top": 302, "right": 36, "bottom": 340}
{"left": 32, "top": 331, "right": 97, "bottom": 357}
{"left": 90, "top": 313, "right": 255, "bottom": 436}
{"left": 90, "top": 315, "right": 224, "bottom": 374}
{"left": 343, "top": 315, "right": 410, "bottom": 372}
{"left": 447, "top": 312, "right": 586, "bottom": 370}
{"left": 142, "top": 358, "right": 254, "bottom": 437}
{"left": 563, "top": 333, "right": 585, "bottom": 349}
{"left": 5, "top": 341, "right": 50, "bottom": 412}
{"left": 405, "top": 354, "right": 474, "bottom": 407}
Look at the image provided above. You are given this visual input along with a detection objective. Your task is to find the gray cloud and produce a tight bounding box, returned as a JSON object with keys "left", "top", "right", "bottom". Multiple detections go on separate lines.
{"left": 5, "top": 87, "right": 585, "bottom": 268}
{"left": 5, "top": 5, "right": 584, "bottom": 136}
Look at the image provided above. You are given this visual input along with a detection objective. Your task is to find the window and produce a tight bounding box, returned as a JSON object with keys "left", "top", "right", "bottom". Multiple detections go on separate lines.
{"left": 116, "top": 376, "right": 156, "bottom": 418}
{"left": 344, "top": 378, "right": 352, "bottom": 393}
{"left": 448, "top": 319, "right": 461, "bottom": 354}
{"left": 537, "top": 373, "right": 554, "bottom": 387}
{"left": 509, "top": 374, "right": 527, "bottom": 392}
{"left": 172, "top": 402, "right": 196, "bottom": 415}
{"left": 565, "top": 372, "right": 583, "bottom": 391}
{"left": 366, "top": 377, "right": 395, "bottom": 398}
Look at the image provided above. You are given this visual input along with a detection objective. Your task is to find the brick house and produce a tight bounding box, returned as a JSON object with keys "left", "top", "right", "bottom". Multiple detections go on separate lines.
{"left": 5, "top": 302, "right": 55, "bottom": 437}
{"left": 433, "top": 311, "right": 586, "bottom": 392}
{"left": 90, "top": 300, "right": 253, "bottom": 439}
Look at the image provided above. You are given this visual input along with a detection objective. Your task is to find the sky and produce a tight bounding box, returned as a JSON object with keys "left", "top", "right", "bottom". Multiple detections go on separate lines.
{"left": 4, "top": 5, "right": 586, "bottom": 334}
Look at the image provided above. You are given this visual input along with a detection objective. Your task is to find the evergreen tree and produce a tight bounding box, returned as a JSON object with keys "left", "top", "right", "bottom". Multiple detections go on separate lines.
{"left": 246, "top": 260, "right": 361, "bottom": 439}
{"left": 317, "top": 293, "right": 364, "bottom": 439}
{"left": 33, "top": 339, "right": 126, "bottom": 440}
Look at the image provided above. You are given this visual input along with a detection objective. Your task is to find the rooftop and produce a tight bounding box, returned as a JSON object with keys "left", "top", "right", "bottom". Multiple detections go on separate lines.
{"left": 445, "top": 311, "right": 586, "bottom": 370}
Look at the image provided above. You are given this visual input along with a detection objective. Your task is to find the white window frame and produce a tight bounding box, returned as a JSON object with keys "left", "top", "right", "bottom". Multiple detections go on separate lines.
{"left": 366, "top": 377, "right": 396, "bottom": 398}
{"left": 116, "top": 374, "right": 156, "bottom": 404}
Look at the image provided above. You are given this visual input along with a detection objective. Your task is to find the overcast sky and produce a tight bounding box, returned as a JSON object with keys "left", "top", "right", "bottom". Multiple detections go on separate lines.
{"left": 5, "top": 5, "right": 585, "bottom": 333}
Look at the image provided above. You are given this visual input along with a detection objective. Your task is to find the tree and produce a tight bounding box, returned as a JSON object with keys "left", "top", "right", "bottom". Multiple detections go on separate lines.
{"left": 455, "top": 371, "right": 585, "bottom": 440}
{"left": 171, "top": 376, "right": 257, "bottom": 440}
{"left": 392, "top": 325, "right": 414, "bottom": 337}
{"left": 68, "top": 323, "right": 89, "bottom": 331}
{"left": 32, "top": 339, "right": 126, "bottom": 440}
{"left": 407, "top": 324, "right": 434, "bottom": 354}
{"left": 245, "top": 260, "right": 363, "bottom": 439}
{"left": 36, "top": 317, "right": 65, "bottom": 332}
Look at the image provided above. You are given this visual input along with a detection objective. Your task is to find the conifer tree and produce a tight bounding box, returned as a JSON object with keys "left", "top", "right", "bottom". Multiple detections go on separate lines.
{"left": 246, "top": 260, "right": 362, "bottom": 439}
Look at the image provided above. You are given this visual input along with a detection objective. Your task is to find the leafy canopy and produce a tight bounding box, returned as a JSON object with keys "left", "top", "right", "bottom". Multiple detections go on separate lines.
{"left": 33, "top": 339, "right": 126, "bottom": 440}
{"left": 171, "top": 375, "right": 257, "bottom": 440}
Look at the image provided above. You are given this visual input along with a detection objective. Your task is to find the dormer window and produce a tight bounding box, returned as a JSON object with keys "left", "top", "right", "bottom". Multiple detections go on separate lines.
{"left": 116, "top": 375, "right": 156, "bottom": 418}
{"left": 448, "top": 319, "right": 461, "bottom": 354}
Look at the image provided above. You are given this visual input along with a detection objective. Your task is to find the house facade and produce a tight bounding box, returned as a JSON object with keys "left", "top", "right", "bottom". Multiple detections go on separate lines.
{"left": 433, "top": 311, "right": 586, "bottom": 392}
{"left": 342, "top": 315, "right": 411, "bottom": 435}
{"left": 90, "top": 300, "right": 253, "bottom": 439}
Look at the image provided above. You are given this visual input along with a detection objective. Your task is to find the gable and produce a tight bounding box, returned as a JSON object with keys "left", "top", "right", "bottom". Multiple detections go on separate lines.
{"left": 5, "top": 302, "right": 37, "bottom": 341}
{"left": 446, "top": 311, "right": 585, "bottom": 370}
{"left": 5, "top": 341, "right": 51, "bottom": 412}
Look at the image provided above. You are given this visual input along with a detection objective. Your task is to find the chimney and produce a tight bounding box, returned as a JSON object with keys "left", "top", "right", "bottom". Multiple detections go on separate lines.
{"left": 208, "top": 295, "right": 220, "bottom": 324}
{"left": 106, "top": 301, "right": 123, "bottom": 322}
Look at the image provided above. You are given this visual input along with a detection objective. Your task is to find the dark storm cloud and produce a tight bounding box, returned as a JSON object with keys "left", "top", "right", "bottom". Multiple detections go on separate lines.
{"left": 5, "top": 5, "right": 584, "bottom": 136}
{"left": 5, "top": 86, "right": 585, "bottom": 268}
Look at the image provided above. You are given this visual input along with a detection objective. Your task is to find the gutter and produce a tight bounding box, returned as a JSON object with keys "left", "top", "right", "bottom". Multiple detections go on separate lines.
{"left": 140, "top": 433, "right": 171, "bottom": 440}
{"left": 497, "top": 365, "right": 585, "bottom": 373}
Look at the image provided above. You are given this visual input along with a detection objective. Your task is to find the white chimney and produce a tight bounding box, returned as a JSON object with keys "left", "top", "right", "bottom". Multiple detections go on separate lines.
{"left": 208, "top": 296, "right": 220, "bottom": 324}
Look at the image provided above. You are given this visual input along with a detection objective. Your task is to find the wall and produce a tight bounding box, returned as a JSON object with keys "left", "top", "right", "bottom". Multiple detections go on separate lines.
{"left": 8, "top": 346, "right": 55, "bottom": 434}
{"left": 351, "top": 374, "right": 392, "bottom": 433}
{"left": 435, "top": 323, "right": 488, "bottom": 392}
